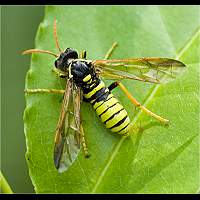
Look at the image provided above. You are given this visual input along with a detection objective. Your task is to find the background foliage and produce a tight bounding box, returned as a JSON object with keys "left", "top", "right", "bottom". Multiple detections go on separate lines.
{"left": 1, "top": 6, "right": 44, "bottom": 193}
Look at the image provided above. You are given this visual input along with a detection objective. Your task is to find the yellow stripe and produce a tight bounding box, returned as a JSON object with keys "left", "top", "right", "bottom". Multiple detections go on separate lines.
{"left": 93, "top": 100, "right": 104, "bottom": 110}
{"left": 110, "top": 117, "right": 130, "bottom": 133}
{"left": 96, "top": 97, "right": 118, "bottom": 116}
{"left": 90, "top": 83, "right": 95, "bottom": 88}
{"left": 100, "top": 103, "right": 124, "bottom": 123}
{"left": 119, "top": 124, "right": 130, "bottom": 135}
{"left": 84, "top": 81, "right": 105, "bottom": 99}
{"left": 83, "top": 74, "right": 91, "bottom": 82}
{"left": 88, "top": 79, "right": 93, "bottom": 84}
{"left": 90, "top": 99, "right": 95, "bottom": 104}
{"left": 105, "top": 109, "right": 128, "bottom": 129}
{"left": 93, "top": 93, "right": 113, "bottom": 110}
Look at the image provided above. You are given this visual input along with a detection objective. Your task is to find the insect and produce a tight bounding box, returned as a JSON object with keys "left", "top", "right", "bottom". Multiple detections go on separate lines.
{"left": 23, "top": 19, "right": 186, "bottom": 173}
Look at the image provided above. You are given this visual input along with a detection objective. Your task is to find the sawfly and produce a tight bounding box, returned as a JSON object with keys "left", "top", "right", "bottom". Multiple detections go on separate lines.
{"left": 23, "top": 19, "right": 186, "bottom": 173}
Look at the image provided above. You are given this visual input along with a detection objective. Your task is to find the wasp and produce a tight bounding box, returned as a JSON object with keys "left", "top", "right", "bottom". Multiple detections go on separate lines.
{"left": 23, "top": 19, "right": 186, "bottom": 173}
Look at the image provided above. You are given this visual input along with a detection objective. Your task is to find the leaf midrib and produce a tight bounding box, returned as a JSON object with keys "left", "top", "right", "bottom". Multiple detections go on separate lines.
{"left": 91, "top": 21, "right": 200, "bottom": 194}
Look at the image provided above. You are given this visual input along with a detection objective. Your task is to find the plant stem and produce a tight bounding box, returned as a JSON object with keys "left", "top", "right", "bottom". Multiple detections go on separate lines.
{"left": 0, "top": 171, "right": 13, "bottom": 194}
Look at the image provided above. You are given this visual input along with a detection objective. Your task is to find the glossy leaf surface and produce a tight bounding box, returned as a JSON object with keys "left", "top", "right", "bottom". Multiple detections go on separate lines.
{"left": 24, "top": 6, "right": 200, "bottom": 193}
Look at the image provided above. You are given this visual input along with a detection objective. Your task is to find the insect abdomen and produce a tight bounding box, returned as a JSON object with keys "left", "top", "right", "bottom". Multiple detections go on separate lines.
{"left": 83, "top": 75, "right": 130, "bottom": 135}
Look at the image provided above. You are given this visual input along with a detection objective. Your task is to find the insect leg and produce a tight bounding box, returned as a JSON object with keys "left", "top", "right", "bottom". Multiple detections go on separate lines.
{"left": 80, "top": 50, "right": 87, "bottom": 59}
{"left": 108, "top": 81, "right": 170, "bottom": 124}
{"left": 80, "top": 124, "right": 90, "bottom": 158}
{"left": 52, "top": 68, "right": 67, "bottom": 78}
{"left": 25, "top": 89, "right": 65, "bottom": 94}
{"left": 108, "top": 81, "right": 119, "bottom": 91}
{"left": 104, "top": 42, "right": 118, "bottom": 59}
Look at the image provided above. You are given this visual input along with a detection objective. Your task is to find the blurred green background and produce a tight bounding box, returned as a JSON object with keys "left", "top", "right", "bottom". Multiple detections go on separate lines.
{"left": 1, "top": 6, "right": 44, "bottom": 193}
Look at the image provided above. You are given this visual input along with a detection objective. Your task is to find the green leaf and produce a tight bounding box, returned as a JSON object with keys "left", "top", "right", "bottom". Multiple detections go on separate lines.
{"left": 24, "top": 6, "right": 200, "bottom": 193}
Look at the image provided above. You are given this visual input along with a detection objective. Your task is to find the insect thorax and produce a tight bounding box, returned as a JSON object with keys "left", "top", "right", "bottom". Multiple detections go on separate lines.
{"left": 71, "top": 60, "right": 99, "bottom": 88}
{"left": 54, "top": 48, "right": 99, "bottom": 87}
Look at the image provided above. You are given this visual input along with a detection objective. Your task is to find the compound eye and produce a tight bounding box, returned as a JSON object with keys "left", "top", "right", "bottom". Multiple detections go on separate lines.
{"left": 64, "top": 48, "right": 78, "bottom": 59}
{"left": 54, "top": 60, "right": 58, "bottom": 68}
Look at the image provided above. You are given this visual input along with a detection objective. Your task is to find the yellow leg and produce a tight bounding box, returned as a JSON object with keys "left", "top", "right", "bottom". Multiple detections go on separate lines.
{"left": 25, "top": 88, "right": 65, "bottom": 94}
{"left": 79, "top": 50, "right": 87, "bottom": 59}
{"left": 112, "top": 82, "right": 170, "bottom": 124}
{"left": 52, "top": 68, "right": 67, "bottom": 78}
{"left": 80, "top": 124, "right": 90, "bottom": 158}
{"left": 104, "top": 42, "right": 118, "bottom": 59}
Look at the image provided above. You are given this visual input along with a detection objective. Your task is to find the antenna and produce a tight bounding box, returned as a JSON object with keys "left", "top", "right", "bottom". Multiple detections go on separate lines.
{"left": 22, "top": 49, "right": 58, "bottom": 57}
{"left": 53, "top": 18, "right": 62, "bottom": 53}
{"left": 22, "top": 19, "right": 62, "bottom": 57}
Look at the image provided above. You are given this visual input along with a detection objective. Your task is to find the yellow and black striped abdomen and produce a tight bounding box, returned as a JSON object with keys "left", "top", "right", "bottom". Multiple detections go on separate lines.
{"left": 83, "top": 75, "right": 130, "bottom": 135}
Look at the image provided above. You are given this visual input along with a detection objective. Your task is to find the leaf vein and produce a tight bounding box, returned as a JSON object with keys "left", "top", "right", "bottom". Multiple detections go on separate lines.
{"left": 91, "top": 24, "right": 200, "bottom": 193}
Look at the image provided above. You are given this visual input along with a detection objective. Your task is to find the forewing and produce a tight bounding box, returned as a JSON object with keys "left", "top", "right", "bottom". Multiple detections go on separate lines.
{"left": 93, "top": 57, "right": 186, "bottom": 83}
{"left": 54, "top": 79, "right": 81, "bottom": 173}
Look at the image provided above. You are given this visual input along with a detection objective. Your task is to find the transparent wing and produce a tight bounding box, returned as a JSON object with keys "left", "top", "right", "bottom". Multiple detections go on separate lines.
{"left": 92, "top": 57, "right": 186, "bottom": 83}
{"left": 54, "top": 79, "right": 81, "bottom": 173}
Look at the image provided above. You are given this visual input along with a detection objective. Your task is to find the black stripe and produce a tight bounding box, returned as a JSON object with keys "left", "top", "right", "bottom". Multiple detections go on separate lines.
{"left": 93, "top": 94, "right": 113, "bottom": 110}
{"left": 99, "top": 102, "right": 119, "bottom": 117}
{"left": 92, "top": 91, "right": 110, "bottom": 105}
{"left": 87, "top": 87, "right": 107, "bottom": 102}
{"left": 95, "top": 91, "right": 110, "bottom": 103}
{"left": 109, "top": 115, "right": 128, "bottom": 130}
{"left": 117, "top": 123, "right": 130, "bottom": 133}
{"left": 104, "top": 108, "right": 125, "bottom": 124}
